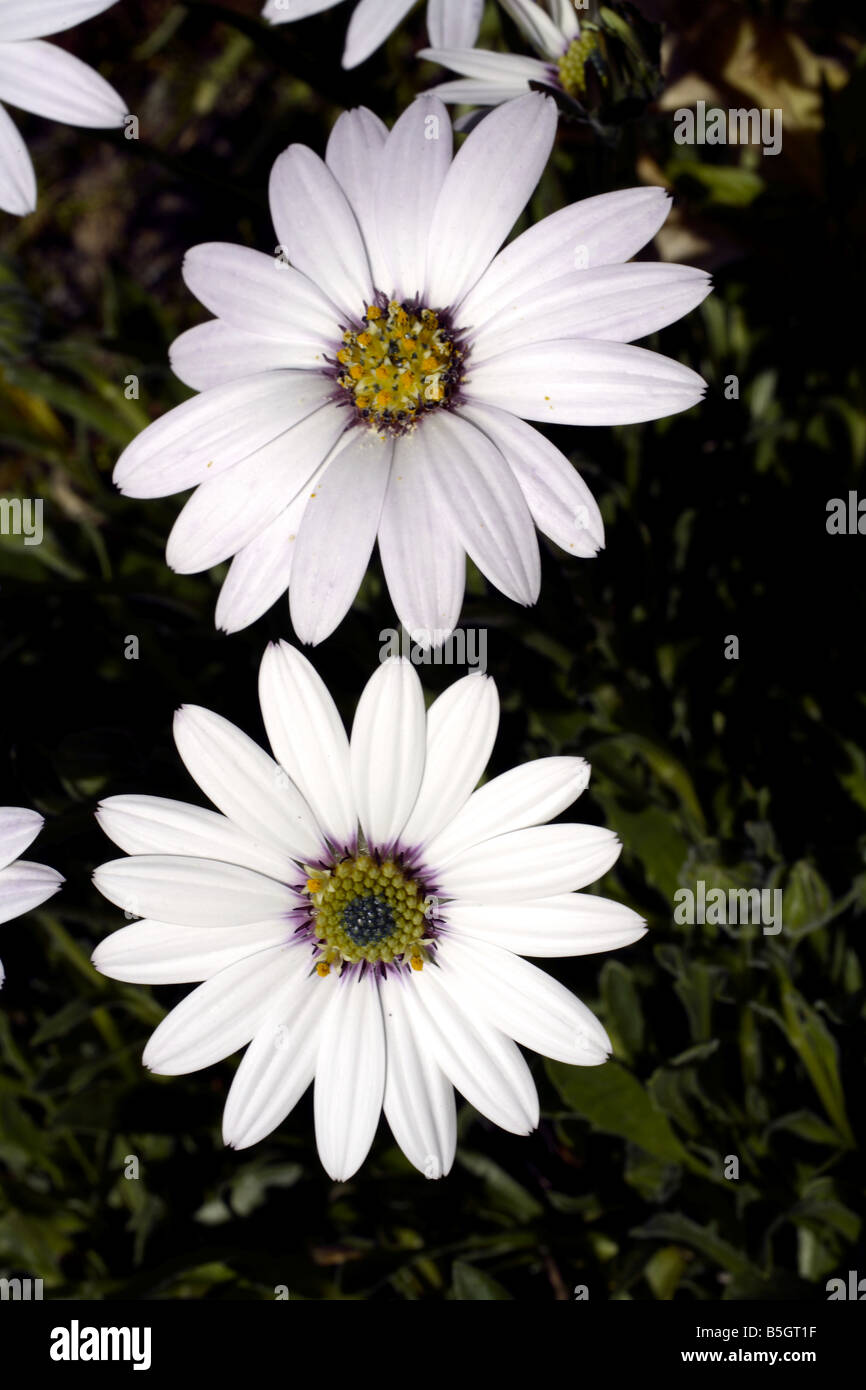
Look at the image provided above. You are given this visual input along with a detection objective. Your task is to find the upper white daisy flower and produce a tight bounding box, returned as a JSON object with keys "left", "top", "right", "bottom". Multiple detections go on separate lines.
{"left": 91, "top": 641, "right": 645, "bottom": 1180}
{"left": 0, "top": 807, "right": 64, "bottom": 987}
{"left": 262, "top": 0, "right": 483, "bottom": 70}
{"left": 422, "top": 0, "right": 605, "bottom": 110}
{"left": 115, "top": 94, "right": 709, "bottom": 645}
{"left": 0, "top": 0, "right": 128, "bottom": 216}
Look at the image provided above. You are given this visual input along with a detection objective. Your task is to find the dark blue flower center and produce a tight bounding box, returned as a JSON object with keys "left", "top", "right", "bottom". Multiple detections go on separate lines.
{"left": 341, "top": 894, "right": 397, "bottom": 947}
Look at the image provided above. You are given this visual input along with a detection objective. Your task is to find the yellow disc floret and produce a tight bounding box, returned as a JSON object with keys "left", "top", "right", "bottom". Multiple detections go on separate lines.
{"left": 337, "top": 299, "right": 461, "bottom": 433}
{"left": 303, "top": 852, "right": 434, "bottom": 972}
{"left": 557, "top": 30, "right": 605, "bottom": 99}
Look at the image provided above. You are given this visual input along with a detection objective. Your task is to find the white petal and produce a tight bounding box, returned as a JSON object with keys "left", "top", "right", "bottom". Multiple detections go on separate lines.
{"left": 376, "top": 94, "right": 451, "bottom": 301}
{"left": 92, "top": 918, "right": 291, "bottom": 984}
{"left": 422, "top": 409, "right": 540, "bottom": 604}
{"left": 258, "top": 640, "right": 357, "bottom": 852}
{"left": 314, "top": 976, "right": 386, "bottom": 1179}
{"left": 0, "top": 1, "right": 119, "bottom": 42}
{"left": 182, "top": 242, "right": 339, "bottom": 345}
{"left": 173, "top": 703, "right": 324, "bottom": 863}
{"left": 380, "top": 973, "right": 455, "bottom": 1177}
{"left": 0, "top": 40, "right": 126, "bottom": 127}
{"left": 343, "top": 0, "right": 415, "bottom": 68}
{"left": 458, "top": 186, "right": 672, "bottom": 326}
{"left": 223, "top": 966, "right": 335, "bottom": 1148}
{"left": 326, "top": 106, "right": 391, "bottom": 289}
{"left": 0, "top": 859, "right": 63, "bottom": 925}
{"left": 93, "top": 855, "right": 298, "bottom": 927}
{"left": 350, "top": 657, "right": 426, "bottom": 850}
{"left": 435, "top": 935, "right": 611, "bottom": 1063}
{"left": 96, "top": 795, "right": 296, "bottom": 882}
{"left": 263, "top": 0, "right": 339, "bottom": 23}
{"left": 408, "top": 964, "right": 538, "bottom": 1132}
{"left": 498, "top": 0, "right": 566, "bottom": 59}
{"left": 142, "top": 945, "right": 300, "bottom": 1074}
{"left": 419, "top": 45, "right": 552, "bottom": 84}
{"left": 426, "top": 0, "right": 484, "bottom": 48}
{"left": 378, "top": 434, "right": 465, "bottom": 641}
{"left": 113, "top": 371, "right": 332, "bottom": 499}
{"left": 435, "top": 823, "right": 621, "bottom": 900}
{"left": 289, "top": 427, "right": 393, "bottom": 645}
{"left": 0, "top": 101, "right": 35, "bottom": 215}
{"left": 0, "top": 806, "right": 44, "bottom": 871}
{"left": 548, "top": 0, "right": 580, "bottom": 40}
{"left": 424, "top": 78, "right": 531, "bottom": 106}
{"left": 169, "top": 320, "right": 323, "bottom": 391}
{"left": 445, "top": 892, "right": 647, "bottom": 958}
{"left": 471, "top": 262, "right": 712, "bottom": 360}
{"left": 165, "top": 404, "right": 346, "bottom": 573}
{"left": 457, "top": 402, "right": 602, "bottom": 557}
{"left": 425, "top": 755, "right": 590, "bottom": 865}
{"left": 426, "top": 92, "right": 556, "bottom": 307}
{"left": 463, "top": 339, "right": 707, "bottom": 425}
{"left": 269, "top": 144, "right": 373, "bottom": 319}
{"left": 399, "top": 672, "right": 498, "bottom": 850}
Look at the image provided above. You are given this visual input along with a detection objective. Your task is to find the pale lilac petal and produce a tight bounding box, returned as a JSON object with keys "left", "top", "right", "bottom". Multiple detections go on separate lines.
{"left": 350, "top": 658, "right": 426, "bottom": 850}
{"left": 0, "top": 40, "right": 126, "bottom": 127}
{"left": 169, "top": 321, "right": 323, "bottom": 391}
{"left": 0, "top": 101, "right": 35, "bottom": 215}
{"left": 326, "top": 106, "right": 391, "bottom": 288}
{"left": 0, "top": 807, "right": 44, "bottom": 872}
{"left": 182, "top": 243, "right": 339, "bottom": 345}
{"left": 426, "top": 0, "right": 484, "bottom": 48}
{"left": 376, "top": 94, "right": 451, "bottom": 301}
{"left": 0, "top": 860, "right": 63, "bottom": 926}
{"left": 343, "top": 0, "right": 415, "bottom": 68}
{"left": 498, "top": 0, "right": 567, "bottom": 59}
{"left": 0, "top": 0, "right": 119, "bottom": 42}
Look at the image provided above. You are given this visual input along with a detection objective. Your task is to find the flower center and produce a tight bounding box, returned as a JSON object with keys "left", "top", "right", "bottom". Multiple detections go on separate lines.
{"left": 557, "top": 31, "right": 604, "bottom": 99}
{"left": 336, "top": 298, "right": 462, "bottom": 434}
{"left": 304, "top": 853, "right": 433, "bottom": 972}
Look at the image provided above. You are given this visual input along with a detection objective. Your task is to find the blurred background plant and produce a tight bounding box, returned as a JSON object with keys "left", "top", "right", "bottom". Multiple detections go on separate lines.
{"left": 0, "top": 0, "right": 864, "bottom": 1300}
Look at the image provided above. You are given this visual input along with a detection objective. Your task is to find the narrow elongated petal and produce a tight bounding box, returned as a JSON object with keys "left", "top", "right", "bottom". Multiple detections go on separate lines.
{"left": 173, "top": 704, "right": 323, "bottom": 863}
{"left": 463, "top": 339, "right": 706, "bottom": 426}
{"left": 0, "top": 1, "right": 119, "bottom": 43}
{"left": 0, "top": 807, "right": 44, "bottom": 872}
{"left": 258, "top": 641, "right": 357, "bottom": 852}
{"left": 436, "top": 823, "right": 621, "bottom": 900}
{"left": 93, "top": 855, "right": 298, "bottom": 927}
{"left": 290, "top": 428, "right": 393, "bottom": 645}
{"left": 400, "top": 673, "right": 498, "bottom": 850}
{"left": 409, "top": 965, "right": 538, "bottom": 1133}
{"left": 263, "top": 0, "right": 338, "bottom": 22}
{"left": 0, "top": 41, "right": 126, "bottom": 128}
{"left": 92, "top": 918, "right": 290, "bottom": 984}
{"left": 351, "top": 659, "right": 426, "bottom": 850}
{"left": 182, "top": 243, "right": 339, "bottom": 345}
{"left": 0, "top": 860, "right": 63, "bottom": 925}
{"left": 343, "top": 0, "right": 415, "bottom": 69}
{"left": 499, "top": 0, "right": 569, "bottom": 57}
{"left": 269, "top": 145, "right": 373, "bottom": 318}
{"left": 425, "top": 756, "right": 590, "bottom": 866}
{"left": 380, "top": 974, "right": 456, "bottom": 1177}
{"left": 426, "top": 93, "right": 557, "bottom": 307}
{"left": 458, "top": 402, "right": 602, "bottom": 557}
{"left": 96, "top": 795, "right": 296, "bottom": 882}
{"left": 114, "top": 372, "right": 332, "bottom": 499}
{"left": 376, "top": 95, "right": 451, "bottom": 301}
{"left": 142, "top": 946, "right": 295, "bottom": 1074}
{"left": 169, "top": 320, "right": 323, "bottom": 390}
{"left": 436, "top": 935, "right": 611, "bottom": 1064}
{"left": 326, "top": 106, "right": 390, "bottom": 287}
{"left": 426, "top": 0, "right": 484, "bottom": 49}
{"left": 0, "top": 102, "right": 36, "bottom": 215}
{"left": 419, "top": 46, "right": 552, "bottom": 86}
{"left": 314, "top": 977, "right": 386, "bottom": 1179}
{"left": 425, "top": 78, "right": 537, "bottom": 106}
{"left": 224, "top": 965, "right": 335, "bottom": 1149}
{"left": 459, "top": 187, "right": 673, "bottom": 327}
{"left": 445, "top": 893, "right": 647, "bottom": 958}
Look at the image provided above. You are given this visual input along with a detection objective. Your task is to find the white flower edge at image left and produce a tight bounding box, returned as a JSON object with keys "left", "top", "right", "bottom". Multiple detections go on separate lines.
{"left": 0, "top": 0, "right": 128, "bottom": 216}
{"left": 91, "top": 641, "right": 646, "bottom": 1180}
{"left": 114, "top": 93, "right": 710, "bottom": 646}
{"left": 262, "top": 0, "right": 484, "bottom": 71}
{"left": 0, "top": 806, "right": 64, "bottom": 988}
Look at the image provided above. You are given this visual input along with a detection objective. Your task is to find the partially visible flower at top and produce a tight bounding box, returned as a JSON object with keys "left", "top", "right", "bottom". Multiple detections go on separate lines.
{"left": 114, "top": 94, "right": 709, "bottom": 646}
{"left": 0, "top": 807, "right": 64, "bottom": 988}
{"left": 91, "top": 641, "right": 646, "bottom": 1179}
{"left": 421, "top": 0, "right": 606, "bottom": 111}
{"left": 0, "top": 0, "right": 128, "bottom": 216}
{"left": 262, "top": 0, "right": 483, "bottom": 70}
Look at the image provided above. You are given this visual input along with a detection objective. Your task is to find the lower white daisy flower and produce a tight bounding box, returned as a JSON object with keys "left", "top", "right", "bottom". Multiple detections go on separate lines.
{"left": 114, "top": 93, "right": 709, "bottom": 645}
{"left": 0, "top": 807, "right": 64, "bottom": 988}
{"left": 422, "top": 0, "right": 605, "bottom": 110}
{"left": 91, "top": 641, "right": 645, "bottom": 1179}
{"left": 0, "top": 0, "right": 128, "bottom": 216}
{"left": 263, "top": 0, "right": 483, "bottom": 71}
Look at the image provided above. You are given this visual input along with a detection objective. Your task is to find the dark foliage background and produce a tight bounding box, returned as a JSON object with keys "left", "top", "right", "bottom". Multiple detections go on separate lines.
{"left": 0, "top": 0, "right": 864, "bottom": 1300}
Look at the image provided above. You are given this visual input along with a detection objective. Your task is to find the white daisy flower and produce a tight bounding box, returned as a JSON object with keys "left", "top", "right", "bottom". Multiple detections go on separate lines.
{"left": 0, "top": 0, "right": 128, "bottom": 217}
{"left": 114, "top": 93, "right": 709, "bottom": 645}
{"left": 0, "top": 807, "right": 64, "bottom": 988}
{"left": 91, "top": 641, "right": 646, "bottom": 1180}
{"left": 421, "top": 0, "right": 605, "bottom": 110}
{"left": 262, "top": 0, "right": 484, "bottom": 71}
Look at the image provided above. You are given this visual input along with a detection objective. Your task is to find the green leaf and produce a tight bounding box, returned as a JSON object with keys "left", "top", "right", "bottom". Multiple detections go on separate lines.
{"left": 546, "top": 1059, "right": 692, "bottom": 1166}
